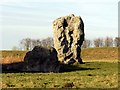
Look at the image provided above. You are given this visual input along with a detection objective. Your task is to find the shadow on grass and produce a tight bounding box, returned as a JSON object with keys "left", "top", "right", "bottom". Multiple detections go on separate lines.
{"left": 61, "top": 64, "right": 100, "bottom": 72}
{"left": 1, "top": 62, "right": 100, "bottom": 73}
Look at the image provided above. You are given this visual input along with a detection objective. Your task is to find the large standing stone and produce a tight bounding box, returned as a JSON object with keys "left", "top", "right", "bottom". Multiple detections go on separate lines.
{"left": 53, "top": 14, "right": 85, "bottom": 64}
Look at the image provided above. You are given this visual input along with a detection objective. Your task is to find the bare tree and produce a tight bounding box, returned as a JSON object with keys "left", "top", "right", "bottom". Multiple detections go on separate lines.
{"left": 19, "top": 37, "right": 54, "bottom": 50}
{"left": 104, "top": 37, "right": 113, "bottom": 47}
{"left": 41, "top": 37, "right": 54, "bottom": 47}
{"left": 114, "top": 37, "right": 120, "bottom": 47}
{"left": 82, "top": 39, "right": 91, "bottom": 48}
{"left": 31, "top": 39, "right": 42, "bottom": 49}
{"left": 20, "top": 38, "right": 32, "bottom": 50}
{"left": 94, "top": 38, "right": 103, "bottom": 47}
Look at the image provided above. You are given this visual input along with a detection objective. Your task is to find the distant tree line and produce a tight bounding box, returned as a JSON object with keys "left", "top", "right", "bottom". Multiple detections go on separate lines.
{"left": 12, "top": 37, "right": 53, "bottom": 51}
{"left": 12, "top": 37, "right": 120, "bottom": 50}
{"left": 82, "top": 37, "right": 120, "bottom": 48}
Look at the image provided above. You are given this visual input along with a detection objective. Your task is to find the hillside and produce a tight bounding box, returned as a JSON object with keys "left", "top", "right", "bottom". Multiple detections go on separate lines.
{"left": 1, "top": 47, "right": 118, "bottom": 64}
{"left": 81, "top": 47, "right": 118, "bottom": 61}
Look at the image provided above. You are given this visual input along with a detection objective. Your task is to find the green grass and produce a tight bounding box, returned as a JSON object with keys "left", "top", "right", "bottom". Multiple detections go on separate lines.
{"left": 2, "top": 61, "right": 118, "bottom": 88}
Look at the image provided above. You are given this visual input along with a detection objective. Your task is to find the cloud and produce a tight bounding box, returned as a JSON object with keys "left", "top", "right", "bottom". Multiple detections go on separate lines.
{"left": 0, "top": 0, "right": 75, "bottom": 4}
{"left": 0, "top": 0, "right": 119, "bottom": 3}
{"left": 77, "top": 0, "right": 118, "bottom": 3}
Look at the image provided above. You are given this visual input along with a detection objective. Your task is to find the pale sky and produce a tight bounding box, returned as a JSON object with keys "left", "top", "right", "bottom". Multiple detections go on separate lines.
{"left": 0, "top": 0, "right": 119, "bottom": 50}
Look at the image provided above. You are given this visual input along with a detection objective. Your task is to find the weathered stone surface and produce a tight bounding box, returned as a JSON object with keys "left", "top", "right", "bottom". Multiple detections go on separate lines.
{"left": 53, "top": 14, "right": 84, "bottom": 64}
{"left": 23, "top": 46, "right": 63, "bottom": 72}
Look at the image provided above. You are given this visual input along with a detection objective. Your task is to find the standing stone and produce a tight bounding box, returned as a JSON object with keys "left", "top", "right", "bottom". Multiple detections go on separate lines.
{"left": 23, "top": 46, "right": 63, "bottom": 72}
{"left": 53, "top": 14, "right": 85, "bottom": 64}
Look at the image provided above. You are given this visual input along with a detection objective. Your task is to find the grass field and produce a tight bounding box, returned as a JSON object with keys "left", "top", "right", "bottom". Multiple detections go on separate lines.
{"left": 1, "top": 47, "right": 119, "bottom": 88}
{"left": 2, "top": 61, "right": 118, "bottom": 88}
